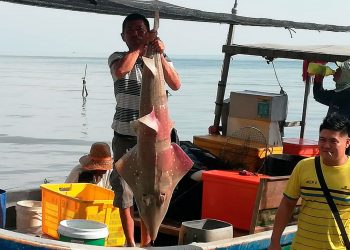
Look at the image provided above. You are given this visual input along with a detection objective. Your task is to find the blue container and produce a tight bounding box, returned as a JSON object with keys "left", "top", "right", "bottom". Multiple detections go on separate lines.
{"left": 0, "top": 189, "right": 6, "bottom": 228}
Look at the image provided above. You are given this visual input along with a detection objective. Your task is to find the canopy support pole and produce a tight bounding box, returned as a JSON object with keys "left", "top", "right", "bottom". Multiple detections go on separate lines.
{"left": 213, "top": 25, "right": 234, "bottom": 131}
{"left": 211, "top": 2, "right": 238, "bottom": 134}
{"left": 300, "top": 76, "right": 311, "bottom": 138}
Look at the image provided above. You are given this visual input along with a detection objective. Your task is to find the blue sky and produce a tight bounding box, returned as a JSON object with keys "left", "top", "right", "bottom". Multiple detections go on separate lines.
{"left": 1, "top": 0, "right": 350, "bottom": 57}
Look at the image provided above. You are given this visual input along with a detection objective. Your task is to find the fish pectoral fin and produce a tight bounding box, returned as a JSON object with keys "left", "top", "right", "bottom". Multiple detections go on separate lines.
{"left": 138, "top": 109, "right": 159, "bottom": 132}
{"left": 142, "top": 56, "right": 157, "bottom": 76}
{"left": 170, "top": 143, "right": 194, "bottom": 183}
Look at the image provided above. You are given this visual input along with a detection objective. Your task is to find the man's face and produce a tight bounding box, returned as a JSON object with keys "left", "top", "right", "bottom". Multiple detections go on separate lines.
{"left": 121, "top": 19, "right": 148, "bottom": 50}
{"left": 92, "top": 170, "right": 107, "bottom": 184}
{"left": 318, "top": 129, "right": 350, "bottom": 165}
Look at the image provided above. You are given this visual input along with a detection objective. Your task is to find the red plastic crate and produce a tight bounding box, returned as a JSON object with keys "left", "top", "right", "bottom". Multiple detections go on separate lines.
{"left": 283, "top": 138, "right": 319, "bottom": 157}
{"left": 201, "top": 170, "right": 268, "bottom": 231}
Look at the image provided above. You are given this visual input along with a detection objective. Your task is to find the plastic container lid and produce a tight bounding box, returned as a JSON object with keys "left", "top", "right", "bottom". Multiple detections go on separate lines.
{"left": 16, "top": 200, "right": 42, "bottom": 211}
{"left": 283, "top": 138, "right": 318, "bottom": 146}
{"left": 58, "top": 219, "right": 109, "bottom": 239}
{"left": 202, "top": 170, "right": 268, "bottom": 185}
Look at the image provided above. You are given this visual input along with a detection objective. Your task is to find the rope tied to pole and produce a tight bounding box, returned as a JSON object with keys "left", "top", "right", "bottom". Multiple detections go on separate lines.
{"left": 285, "top": 27, "right": 296, "bottom": 38}
{"left": 265, "top": 57, "right": 287, "bottom": 95}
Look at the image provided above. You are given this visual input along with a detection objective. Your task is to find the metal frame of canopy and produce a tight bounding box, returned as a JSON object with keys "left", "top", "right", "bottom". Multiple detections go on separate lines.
{"left": 212, "top": 43, "right": 350, "bottom": 138}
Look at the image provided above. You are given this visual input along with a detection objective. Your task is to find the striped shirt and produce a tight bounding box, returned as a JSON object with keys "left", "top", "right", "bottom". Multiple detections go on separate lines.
{"left": 285, "top": 157, "right": 350, "bottom": 250}
{"left": 108, "top": 51, "right": 172, "bottom": 136}
{"left": 108, "top": 52, "right": 142, "bottom": 136}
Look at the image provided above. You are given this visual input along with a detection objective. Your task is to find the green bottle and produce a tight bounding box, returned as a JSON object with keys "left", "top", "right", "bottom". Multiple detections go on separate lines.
{"left": 307, "top": 63, "right": 335, "bottom": 76}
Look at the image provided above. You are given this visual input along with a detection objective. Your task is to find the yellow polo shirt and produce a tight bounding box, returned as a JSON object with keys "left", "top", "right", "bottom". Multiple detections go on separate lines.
{"left": 284, "top": 157, "right": 350, "bottom": 249}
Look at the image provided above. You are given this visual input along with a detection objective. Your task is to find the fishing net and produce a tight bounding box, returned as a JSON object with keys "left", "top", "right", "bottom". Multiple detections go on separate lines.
{"left": 219, "top": 126, "right": 269, "bottom": 173}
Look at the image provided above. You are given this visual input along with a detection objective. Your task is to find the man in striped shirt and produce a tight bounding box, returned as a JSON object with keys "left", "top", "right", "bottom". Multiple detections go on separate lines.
{"left": 108, "top": 13, "right": 180, "bottom": 247}
{"left": 269, "top": 113, "right": 350, "bottom": 250}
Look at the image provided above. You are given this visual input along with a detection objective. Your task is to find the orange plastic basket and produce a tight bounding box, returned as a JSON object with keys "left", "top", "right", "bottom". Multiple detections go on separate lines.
{"left": 40, "top": 183, "right": 125, "bottom": 246}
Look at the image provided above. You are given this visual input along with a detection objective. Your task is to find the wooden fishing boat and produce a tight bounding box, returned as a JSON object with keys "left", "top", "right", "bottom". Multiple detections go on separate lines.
{"left": 1, "top": 0, "right": 350, "bottom": 249}
{"left": 1, "top": 187, "right": 297, "bottom": 249}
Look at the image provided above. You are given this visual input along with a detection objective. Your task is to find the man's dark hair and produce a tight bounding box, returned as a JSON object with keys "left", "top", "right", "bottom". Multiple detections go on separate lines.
{"left": 319, "top": 113, "right": 350, "bottom": 136}
{"left": 122, "top": 13, "right": 150, "bottom": 33}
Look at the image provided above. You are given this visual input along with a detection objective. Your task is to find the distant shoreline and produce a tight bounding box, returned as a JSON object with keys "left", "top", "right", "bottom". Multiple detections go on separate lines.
{"left": 0, "top": 53, "right": 297, "bottom": 61}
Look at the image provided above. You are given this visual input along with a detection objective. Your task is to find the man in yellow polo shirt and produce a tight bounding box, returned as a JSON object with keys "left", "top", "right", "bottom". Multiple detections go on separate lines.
{"left": 269, "top": 113, "right": 350, "bottom": 250}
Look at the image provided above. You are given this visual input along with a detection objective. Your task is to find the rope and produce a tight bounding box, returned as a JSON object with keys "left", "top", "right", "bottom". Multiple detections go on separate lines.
{"left": 264, "top": 57, "right": 289, "bottom": 139}
{"left": 265, "top": 57, "right": 287, "bottom": 95}
{"left": 285, "top": 27, "right": 296, "bottom": 38}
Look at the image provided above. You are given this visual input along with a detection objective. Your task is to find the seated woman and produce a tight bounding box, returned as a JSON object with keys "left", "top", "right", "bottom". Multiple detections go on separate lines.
{"left": 65, "top": 142, "right": 113, "bottom": 189}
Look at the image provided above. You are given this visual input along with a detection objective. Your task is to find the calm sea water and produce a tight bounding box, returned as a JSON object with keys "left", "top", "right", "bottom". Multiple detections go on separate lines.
{"left": 0, "top": 55, "right": 330, "bottom": 190}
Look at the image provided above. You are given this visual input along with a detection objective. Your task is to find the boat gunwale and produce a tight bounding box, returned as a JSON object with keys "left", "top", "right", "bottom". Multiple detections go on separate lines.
{"left": 0, "top": 225, "right": 296, "bottom": 249}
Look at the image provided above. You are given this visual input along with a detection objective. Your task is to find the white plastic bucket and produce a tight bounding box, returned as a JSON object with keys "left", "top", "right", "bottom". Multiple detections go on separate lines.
{"left": 58, "top": 219, "right": 109, "bottom": 246}
{"left": 16, "top": 200, "right": 42, "bottom": 234}
{"left": 178, "top": 219, "right": 233, "bottom": 245}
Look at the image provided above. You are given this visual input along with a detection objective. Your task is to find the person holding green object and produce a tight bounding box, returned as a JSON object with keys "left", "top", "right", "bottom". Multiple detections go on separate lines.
{"left": 313, "top": 59, "right": 350, "bottom": 120}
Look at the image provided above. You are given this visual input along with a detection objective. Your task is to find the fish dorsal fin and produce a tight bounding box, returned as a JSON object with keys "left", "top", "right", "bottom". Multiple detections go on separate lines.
{"left": 138, "top": 107, "right": 159, "bottom": 132}
{"left": 142, "top": 56, "right": 157, "bottom": 76}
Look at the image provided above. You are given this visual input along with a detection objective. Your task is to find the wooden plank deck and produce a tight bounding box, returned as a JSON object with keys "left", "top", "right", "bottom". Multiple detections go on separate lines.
{"left": 134, "top": 216, "right": 182, "bottom": 237}
{"left": 134, "top": 215, "right": 250, "bottom": 240}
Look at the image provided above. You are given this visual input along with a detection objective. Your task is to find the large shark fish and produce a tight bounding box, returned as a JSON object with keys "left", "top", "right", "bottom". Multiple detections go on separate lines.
{"left": 115, "top": 37, "right": 193, "bottom": 240}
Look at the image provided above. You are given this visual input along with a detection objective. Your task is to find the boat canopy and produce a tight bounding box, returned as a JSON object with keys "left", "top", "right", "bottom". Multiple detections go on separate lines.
{"left": 223, "top": 44, "right": 350, "bottom": 62}
{"left": 1, "top": 0, "right": 350, "bottom": 32}
{"left": 213, "top": 43, "right": 350, "bottom": 138}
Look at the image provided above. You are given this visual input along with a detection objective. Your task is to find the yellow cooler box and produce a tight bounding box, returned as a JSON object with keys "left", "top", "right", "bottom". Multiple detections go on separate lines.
{"left": 40, "top": 183, "right": 125, "bottom": 246}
